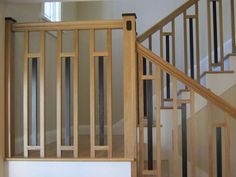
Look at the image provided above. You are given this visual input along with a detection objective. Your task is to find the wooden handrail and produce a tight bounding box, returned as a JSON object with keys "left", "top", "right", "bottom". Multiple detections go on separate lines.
{"left": 137, "top": 0, "right": 199, "bottom": 42}
{"left": 137, "top": 43, "right": 236, "bottom": 118}
{"left": 12, "top": 20, "right": 124, "bottom": 31}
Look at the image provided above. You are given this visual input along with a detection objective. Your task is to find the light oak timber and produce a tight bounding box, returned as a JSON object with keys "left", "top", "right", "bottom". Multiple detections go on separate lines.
{"left": 90, "top": 29, "right": 96, "bottom": 158}
{"left": 122, "top": 14, "right": 137, "bottom": 164}
{"left": 106, "top": 29, "right": 113, "bottom": 158}
{"left": 6, "top": 158, "right": 134, "bottom": 162}
{"left": 56, "top": 30, "right": 62, "bottom": 157}
{"left": 60, "top": 146, "right": 75, "bottom": 151}
{"left": 27, "top": 53, "right": 40, "bottom": 58}
{"left": 94, "top": 146, "right": 109, "bottom": 151}
{"left": 137, "top": 0, "right": 199, "bottom": 42}
{"left": 142, "top": 170, "right": 157, "bottom": 176}
{"left": 23, "top": 31, "right": 29, "bottom": 157}
{"left": 27, "top": 146, "right": 41, "bottom": 151}
{"left": 12, "top": 20, "right": 124, "bottom": 31}
{"left": 5, "top": 18, "right": 16, "bottom": 158}
{"left": 73, "top": 30, "right": 79, "bottom": 158}
{"left": 94, "top": 51, "right": 109, "bottom": 57}
{"left": 162, "top": 32, "right": 173, "bottom": 36}
{"left": 219, "top": 0, "right": 224, "bottom": 71}
{"left": 141, "top": 75, "right": 155, "bottom": 80}
{"left": 137, "top": 43, "right": 236, "bottom": 118}
{"left": 207, "top": 102, "right": 213, "bottom": 177}
{"left": 155, "top": 66, "right": 161, "bottom": 177}
{"left": 190, "top": 90, "right": 196, "bottom": 177}
{"left": 207, "top": 0, "right": 213, "bottom": 71}
{"left": 39, "top": 31, "right": 45, "bottom": 157}
{"left": 172, "top": 77, "right": 180, "bottom": 177}
{"left": 225, "top": 116, "right": 232, "bottom": 177}
{"left": 138, "top": 54, "right": 145, "bottom": 176}
{"left": 60, "top": 52, "right": 75, "bottom": 58}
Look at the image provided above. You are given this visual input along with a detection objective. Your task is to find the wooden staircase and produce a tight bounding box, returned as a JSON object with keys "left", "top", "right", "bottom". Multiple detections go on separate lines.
{"left": 4, "top": 0, "right": 236, "bottom": 177}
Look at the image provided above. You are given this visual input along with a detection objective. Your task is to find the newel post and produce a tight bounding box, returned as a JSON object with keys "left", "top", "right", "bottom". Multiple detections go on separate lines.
{"left": 122, "top": 13, "right": 137, "bottom": 176}
{"left": 5, "top": 17, "right": 16, "bottom": 158}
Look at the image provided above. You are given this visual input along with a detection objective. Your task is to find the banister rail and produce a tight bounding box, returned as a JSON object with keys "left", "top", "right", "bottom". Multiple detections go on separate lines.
{"left": 137, "top": 0, "right": 199, "bottom": 42}
{"left": 12, "top": 20, "right": 124, "bottom": 31}
{"left": 137, "top": 43, "right": 236, "bottom": 118}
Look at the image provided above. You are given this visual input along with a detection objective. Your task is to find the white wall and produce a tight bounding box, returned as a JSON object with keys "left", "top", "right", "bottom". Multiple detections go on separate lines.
{"left": 0, "top": 2, "right": 6, "bottom": 177}
{"left": 7, "top": 161, "right": 131, "bottom": 177}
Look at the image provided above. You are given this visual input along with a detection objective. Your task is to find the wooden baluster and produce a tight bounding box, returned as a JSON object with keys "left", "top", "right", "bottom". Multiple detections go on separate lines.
{"left": 231, "top": 0, "right": 236, "bottom": 53}
{"left": 23, "top": 31, "right": 29, "bottom": 157}
{"left": 225, "top": 116, "right": 231, "bottom": 177}
{"left": 195, "top": 3, "right": 200, "bottom": 82}
{"left": 190, "top": 89, "right": 196, "bottom": 177}
{"left": 219, "top": 0, "right": 224, "bottom": 71}
{"left": 138, "top": 54, "right": 145, "bottom": 177}
{"left": 90, "top": 29, "right": 96, "bottom": 158}
{"left": 39, "top": 31, "right": 45, "bottom": 157}
{"left": 207, "top": 0, "right": 213, "bottom": 71}
{"left": 5, "top": 18, "right": 16, "bottom": 158}
{"left": 73, "top": 30, "right": 79, "bottom": 157}
{"left": 208, "top": 101, "right": 213, "bottom": 177}
{"left": 56, "top": 30, "right": 62, "bottom": 157}
{"left": 155, "top": 66, "right": 161, "bottom": 177}
{"left": 106, "top": 29, "right": 113, "bottom": 158}
{"left": 172, "top": 77, "right": 180, "bottom": 177}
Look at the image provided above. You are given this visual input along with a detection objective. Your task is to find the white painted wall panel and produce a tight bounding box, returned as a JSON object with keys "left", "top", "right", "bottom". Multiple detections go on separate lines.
{"left": 7, "top": 161, "right": 131, "bottom": 177}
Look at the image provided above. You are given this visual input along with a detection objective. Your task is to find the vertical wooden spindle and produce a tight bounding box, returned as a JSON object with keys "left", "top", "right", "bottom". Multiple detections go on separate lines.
{"left": 190, "top": 90, "right": 196, "bottom": 177}
{"left": 73, "top": 30, "right": 79, "bottom": 157}
{"left": 23, "top": 31, "right": 29, "bottom": 157}
{"left": 218, "top": 0, "right": 224, "bottom": 71}
{"left": 172, "top": 77, "right": 180, "bottom": 177}
{"left": 207, "top": 0, "right": 213, "bottom": 71}
{"left": 106, "top": 29, "right": 113, "bottom": 158}
{"left": 155, "top": 66, "right": 161, "bottom": 177}
{"left": 56, "top": 30, "right": 62, "bottom": 157}
{"left": 5, "top": 18, "right": 16, "bottom": 158}
{"left": 90, "top": 29, "right": 96, "bottom": 158}
{"left": 39, "top": 31, "right": 45, "bottom": 157}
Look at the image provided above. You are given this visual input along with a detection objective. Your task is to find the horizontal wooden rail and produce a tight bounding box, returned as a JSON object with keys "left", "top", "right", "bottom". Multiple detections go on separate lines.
{"left": 12, "top": 20, "right": 124, "bottom": 31}
{"left": 137, "top": 0, "right": 199, "bottom": 42}
{"left": 137, "top": 43, "right": 236, "bottom": 118}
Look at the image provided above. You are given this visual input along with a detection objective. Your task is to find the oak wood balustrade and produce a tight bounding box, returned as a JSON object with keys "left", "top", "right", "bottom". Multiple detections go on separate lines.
{"left": 5, "top": 15, "right": 137, "bottom": 170}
